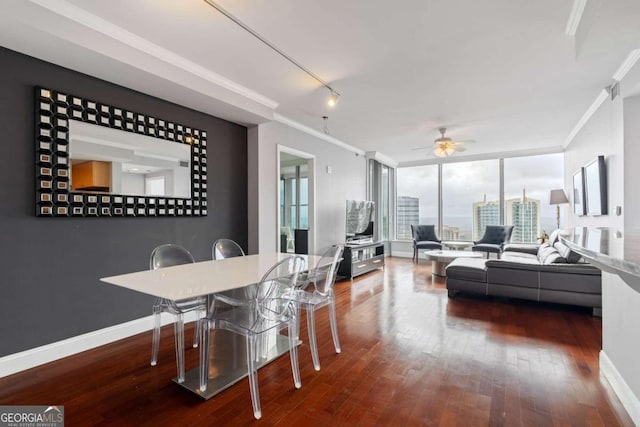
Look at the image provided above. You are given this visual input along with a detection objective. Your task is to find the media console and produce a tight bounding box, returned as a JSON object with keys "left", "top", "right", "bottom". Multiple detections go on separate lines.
{"left": 337, "top": 241, "right": 385, "bottom": 279}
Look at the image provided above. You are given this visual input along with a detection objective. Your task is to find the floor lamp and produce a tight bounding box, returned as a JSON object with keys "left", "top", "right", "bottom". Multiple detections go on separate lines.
{"left": 549, "top": 189, "right": 569, "bottom": 229}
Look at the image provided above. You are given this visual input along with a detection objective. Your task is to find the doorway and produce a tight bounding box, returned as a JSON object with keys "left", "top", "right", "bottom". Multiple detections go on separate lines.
{"left": 277, "top": 146, "right": 315, "bottom": 254}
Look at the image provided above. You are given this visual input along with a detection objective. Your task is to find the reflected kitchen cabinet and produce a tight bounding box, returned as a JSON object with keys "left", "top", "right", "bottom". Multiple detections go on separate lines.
{"left": 71, "top": 160, "right": 111, "bottom": 192}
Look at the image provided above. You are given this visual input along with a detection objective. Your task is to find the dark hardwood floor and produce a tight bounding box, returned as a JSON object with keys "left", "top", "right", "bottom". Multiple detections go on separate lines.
{"left": 0, "top": 258, "right": 633, "bottom": 426}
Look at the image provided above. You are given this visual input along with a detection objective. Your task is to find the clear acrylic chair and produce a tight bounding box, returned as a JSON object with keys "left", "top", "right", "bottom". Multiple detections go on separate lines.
{"left": 149, "top": 244, "right": 206, "bottom": 383}
{"left": 212, "top": 238, "right": 245, "bottom": 260}
{"left": 199, "top": 256, "right": 304, "bottom": 420}
{"left": 292, "top": 246, "right": 344, "bottom": 371}
{"left": 211, "top": 238, "right": 256, "bottom": 304}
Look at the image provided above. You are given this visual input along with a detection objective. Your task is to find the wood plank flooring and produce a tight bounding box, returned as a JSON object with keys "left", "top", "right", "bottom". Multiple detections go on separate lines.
{"left": 0, "top": 257, "right": 633, "bottom": 426}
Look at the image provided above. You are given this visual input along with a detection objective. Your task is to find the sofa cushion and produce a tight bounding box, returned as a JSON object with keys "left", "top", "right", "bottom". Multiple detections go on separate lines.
{"left": 538, "top": 245, "right": 567, "bottom": 264}
{"left": 503, "top": 243, "right": 540, "bottom": 255}
{"left": 542, "top": 252, "right": 567, "bottom": 264}
{"left": 446, "top": 258, "right": 487, "bottom": 282}
{"left": 553, "top": 241, "right": 582, "bottom": 263}
{"left": 548, "top": 229, "right": 561, "bottom": 246}
{"left": 536, "top": 242, "right": 550, "bottom": 257}
{"left": 502, "top": 252, "right": 538, "bottom": 262}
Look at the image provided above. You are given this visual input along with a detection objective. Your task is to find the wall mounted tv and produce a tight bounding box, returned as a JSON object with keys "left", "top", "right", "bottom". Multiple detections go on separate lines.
{"left": 584, "top": 155, "right": 608, "bottom": 216}
{"left": 345, "top": 200, "right": 374, "bottom": 242}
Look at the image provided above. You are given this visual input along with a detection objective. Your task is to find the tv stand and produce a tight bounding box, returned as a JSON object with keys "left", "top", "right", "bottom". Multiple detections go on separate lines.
{"left": 337, "top": 241, "right": 385, "bottom": 279}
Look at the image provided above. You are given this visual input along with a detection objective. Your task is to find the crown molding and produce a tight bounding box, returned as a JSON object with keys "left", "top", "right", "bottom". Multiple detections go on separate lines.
{"left": 28, "top": 0, "right": 278, "bottom": 110}
{"left": 273, "top": 114, "right": 366, "bottom": 156}
{"left": 398, "top": 146, "right": 563, "bottom": 168}
{"left": 565, "top": 0, "right": 588, "bottom": 36}
{"left": 613, "top": 49, "right": 640, "bottom": 81}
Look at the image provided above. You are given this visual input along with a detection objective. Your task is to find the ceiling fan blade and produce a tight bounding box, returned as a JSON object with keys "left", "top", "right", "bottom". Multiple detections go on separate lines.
{"left": 452, "top": 139, "right": 476, "bottom": 144}
{"left": 454, "top": 145, "right": 467, "bottom": 152}
{"left": 411, "top": 146, "right": 430, "bottom": 151}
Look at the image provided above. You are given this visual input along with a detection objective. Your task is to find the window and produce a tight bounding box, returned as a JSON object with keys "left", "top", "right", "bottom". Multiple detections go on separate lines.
{"left": 504, "top": 153, "right": 563, "bottom": 243}
{"left": 395, "top": 153, "right": 564, "bottom": 243}
{"left": 442, "top": 160, "right": 499, "bottom": 241}
{"left": 396, "top": 165, "right": 438, "bottom": 240}
{"left": 381, "top": 165, "right": 390, "bottom": 240}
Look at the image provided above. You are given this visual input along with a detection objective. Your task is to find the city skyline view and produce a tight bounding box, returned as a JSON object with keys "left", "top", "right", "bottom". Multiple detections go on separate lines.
{"left": 397, "top": 153, "right": 564, "bottom": 242}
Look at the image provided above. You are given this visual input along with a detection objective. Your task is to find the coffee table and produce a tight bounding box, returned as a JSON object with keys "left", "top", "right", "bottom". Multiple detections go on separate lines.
{"left": 442, "top": 241, "right": 473, "bottom": 251}
{"left": 424, "top": 250, "right": 482, "bottom": 277}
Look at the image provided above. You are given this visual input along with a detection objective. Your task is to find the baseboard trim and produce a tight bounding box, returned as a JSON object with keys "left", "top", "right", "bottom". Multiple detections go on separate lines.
{"left": 600, "top": 350, "right": 640, "bottom": 425}
{"left": 0, "top": 311, "right": 198, "bottom": 378}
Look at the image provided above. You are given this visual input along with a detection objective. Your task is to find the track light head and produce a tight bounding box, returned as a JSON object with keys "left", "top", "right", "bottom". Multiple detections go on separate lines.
{"left": 327, "top": 91, "right": 339, "bottom": 108}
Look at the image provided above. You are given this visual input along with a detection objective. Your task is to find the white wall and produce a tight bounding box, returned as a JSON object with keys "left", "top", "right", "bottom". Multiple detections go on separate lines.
{"left": 121, "top": 172, "right": 144, "bottom": 195}
{"left": 564, "top": 61, "right": 640, "bottom": 425}
{"left": 564, "top": 94, "right": 624, "bottom": 230}
{"left": 247, "top": 121, "right": 366, "bottom": 255}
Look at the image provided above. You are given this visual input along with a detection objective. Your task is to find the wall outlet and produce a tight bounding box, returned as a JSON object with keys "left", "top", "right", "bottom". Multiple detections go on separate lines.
{"left": 616, "top": 206, "right": 622, "bottom": 216}
{"left": 326, "top": 166, "right": 332, "bottom": 174}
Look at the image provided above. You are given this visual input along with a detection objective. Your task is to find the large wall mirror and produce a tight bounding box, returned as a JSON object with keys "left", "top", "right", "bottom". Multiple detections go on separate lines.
{"left": 35, "top": 87, "right": 207, "bottom": 217}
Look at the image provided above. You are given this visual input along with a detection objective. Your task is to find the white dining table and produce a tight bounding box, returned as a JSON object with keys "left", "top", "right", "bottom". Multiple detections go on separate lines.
{"left": 101, "top": 252, "right": 323, "bottom": 399}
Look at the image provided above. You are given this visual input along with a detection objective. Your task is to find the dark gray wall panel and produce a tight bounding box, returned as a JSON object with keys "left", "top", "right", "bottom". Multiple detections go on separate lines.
{"left": 0, "top": 47, "right": 247, "bottom": 356}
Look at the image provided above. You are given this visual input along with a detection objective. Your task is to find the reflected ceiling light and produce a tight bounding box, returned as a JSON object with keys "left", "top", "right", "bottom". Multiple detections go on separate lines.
{"left": 203, "top": 0, "right": 340, "bottom": 107}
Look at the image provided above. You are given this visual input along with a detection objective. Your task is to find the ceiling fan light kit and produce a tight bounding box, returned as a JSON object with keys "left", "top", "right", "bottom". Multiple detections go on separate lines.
{"left": 432, "top": 127, "right": 470, "bottom": 157}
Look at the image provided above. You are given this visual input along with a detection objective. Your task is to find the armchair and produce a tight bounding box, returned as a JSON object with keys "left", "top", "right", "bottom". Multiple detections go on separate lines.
{"left": 411, "top": 225, "right": 442, "bottom": 263}
{"left": 472, "top": 225, "right": 514, "bottom": 258}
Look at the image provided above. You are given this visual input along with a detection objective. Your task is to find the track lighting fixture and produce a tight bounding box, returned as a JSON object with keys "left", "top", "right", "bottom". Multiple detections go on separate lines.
{"left": 203, "top": 0, "right": 341, "bottom": 107}
{"left": 327, "top": 91, "right": 339, "bottom": 108}
{"left": 322, "top": 116, "right": 330, "bottom": 135}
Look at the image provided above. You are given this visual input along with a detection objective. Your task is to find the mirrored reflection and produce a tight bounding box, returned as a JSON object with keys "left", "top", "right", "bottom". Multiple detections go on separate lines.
{"left": 68, "top": 120, "right": 191, "bottom": 198}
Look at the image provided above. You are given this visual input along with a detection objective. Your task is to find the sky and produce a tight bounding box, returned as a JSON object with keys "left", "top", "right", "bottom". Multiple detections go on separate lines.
{"left": 397, "top": 153, "right": 564, "bottom": 237}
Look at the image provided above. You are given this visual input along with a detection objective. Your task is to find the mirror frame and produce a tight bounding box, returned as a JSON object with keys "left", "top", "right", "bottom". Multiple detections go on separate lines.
{"left": 35, "top": 87, "right": 207, "bottom": 217}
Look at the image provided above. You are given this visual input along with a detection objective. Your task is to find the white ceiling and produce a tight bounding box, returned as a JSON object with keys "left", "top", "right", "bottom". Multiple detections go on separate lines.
{"left": 2, "top": 0, "right": 639, "bottom": 164}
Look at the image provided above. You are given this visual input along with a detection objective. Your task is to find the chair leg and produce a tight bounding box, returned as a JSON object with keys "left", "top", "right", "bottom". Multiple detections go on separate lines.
{"left": 150, "top": 304, "right": 162, "bottom": 366}
{"left": 288, "top": 318, "right": 302, "bottom": 389}
{"left": 174, "top": 313, "right": 185, "bottom": 383}
{"left": 199, "top": 318, "right": 210, "bottom": 392}
{"left": 328, "top": 298, "right": 341, "bottom": 354}
{"left": 246, "top": 333, "right": 262, "bottom": 419}
{"left": 192, "top": 306, "right": 204, "bottom": 348}
{"left": 307, "top": 308, "right": 320, "bottom": 371}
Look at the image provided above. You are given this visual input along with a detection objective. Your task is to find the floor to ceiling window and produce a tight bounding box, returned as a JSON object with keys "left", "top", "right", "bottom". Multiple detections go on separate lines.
{"left": 442, "top": 160, "right": 500, "bottom": 241}
{"left": 396, "top": 165, "right": 438, "bottom": 240}
{"left": 395, "top": 153, "right": 564, "bottom": 243}
{"left": 504, "top": 153, "right": 563, "bottom": 243}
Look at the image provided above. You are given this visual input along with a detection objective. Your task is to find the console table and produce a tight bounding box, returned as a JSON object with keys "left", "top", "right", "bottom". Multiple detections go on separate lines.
{"left": 337, "top": 241, "right": 385, "bottom": 279}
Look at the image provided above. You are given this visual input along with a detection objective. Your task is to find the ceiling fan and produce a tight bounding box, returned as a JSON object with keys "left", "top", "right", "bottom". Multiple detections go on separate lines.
{"left": 413, "top": 127, "right": 475, "bottom": 157}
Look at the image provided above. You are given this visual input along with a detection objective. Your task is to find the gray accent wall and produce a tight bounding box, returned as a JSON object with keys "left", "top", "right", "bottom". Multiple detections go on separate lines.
{"left": 0, "top": 47, "right": 247, "bottom": 357}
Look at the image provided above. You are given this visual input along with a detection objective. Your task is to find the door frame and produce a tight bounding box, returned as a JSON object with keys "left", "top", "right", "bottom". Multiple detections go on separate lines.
{"left": 276, "top": 145, "right": 316, "bottom": 254}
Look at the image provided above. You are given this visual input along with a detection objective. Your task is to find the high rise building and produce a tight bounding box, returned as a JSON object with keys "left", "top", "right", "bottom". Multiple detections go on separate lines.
{"left": 441, "top": 225, "right": 460, "bottom": 240}
{"left": 505, "top": 191, "right": 540, "bottom": 243}
{"left": 472, "top": 195, "right": 500, "bottom": 240}
{"left": 471, "top": 191, "right": 541, "bottom": 244}
{"left": 396, "top": 196, "right": 419, "bottom": 240}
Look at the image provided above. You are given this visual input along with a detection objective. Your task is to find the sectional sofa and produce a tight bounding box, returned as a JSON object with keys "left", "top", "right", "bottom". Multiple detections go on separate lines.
{"left": 445, "top": 231, "right": 602, "bottom": 315}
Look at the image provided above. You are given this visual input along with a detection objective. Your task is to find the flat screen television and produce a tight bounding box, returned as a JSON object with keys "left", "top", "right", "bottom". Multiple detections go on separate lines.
{"left": 345, "top": 200, "right": 374, "bottom": 242}
{"left": 584, "top": 155, "right": 608, "bottom": 216}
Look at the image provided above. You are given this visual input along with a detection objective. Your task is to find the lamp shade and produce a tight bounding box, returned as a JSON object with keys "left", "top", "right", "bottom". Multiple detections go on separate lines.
{"left": 549, "top": 189, "right": 569, "bottom": 205}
